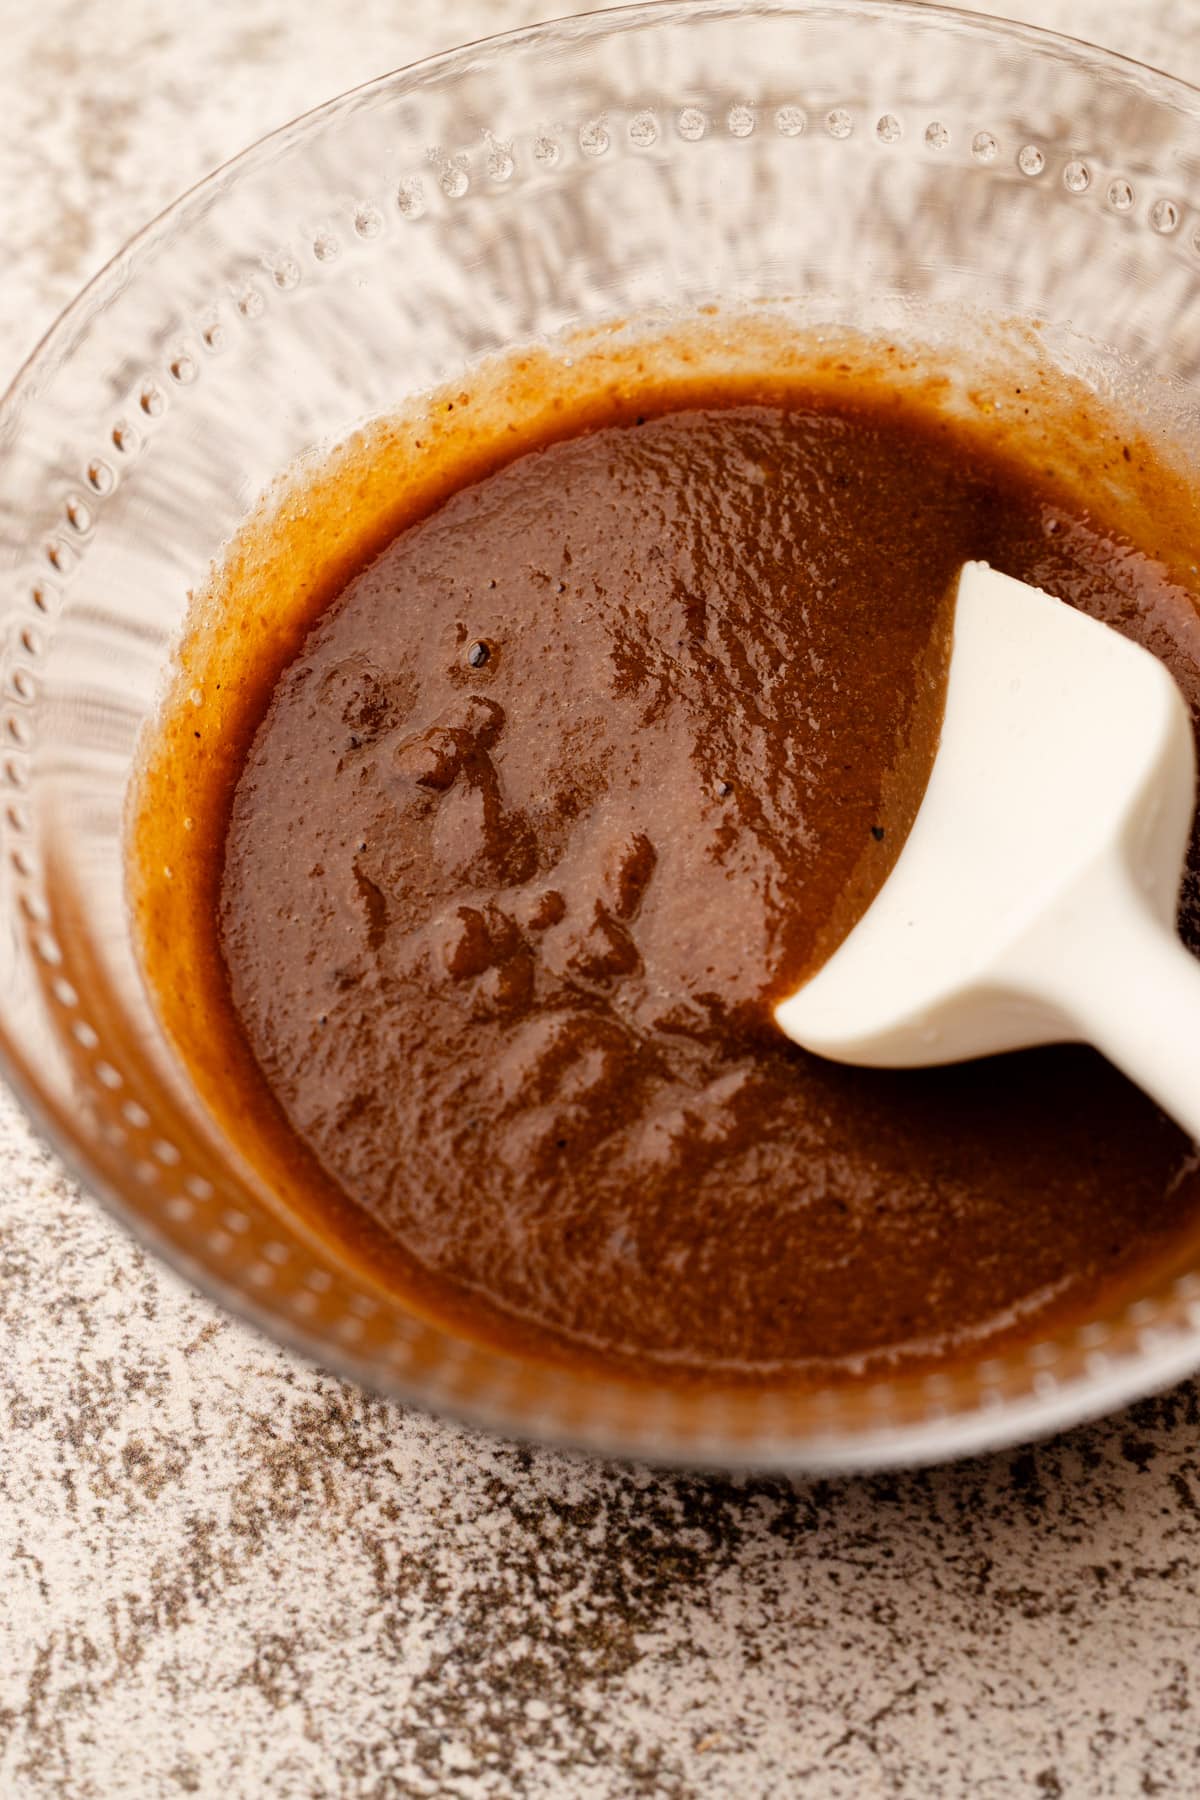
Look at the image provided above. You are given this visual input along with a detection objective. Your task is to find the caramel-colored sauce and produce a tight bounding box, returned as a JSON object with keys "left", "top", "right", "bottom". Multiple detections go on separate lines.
{"left": 131, "top": 320, "right": 1200, "bottom": 1382}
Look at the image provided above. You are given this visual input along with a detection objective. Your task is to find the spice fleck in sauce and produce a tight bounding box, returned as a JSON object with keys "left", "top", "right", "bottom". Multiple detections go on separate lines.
{"left": 132, "top": 329, "right": 1200, "bottom": 1383}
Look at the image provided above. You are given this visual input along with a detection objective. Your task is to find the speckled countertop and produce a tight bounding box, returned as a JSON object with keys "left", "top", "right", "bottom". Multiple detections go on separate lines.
{"left": 6, "top": 2, "right": 1200, "bottom": 1795}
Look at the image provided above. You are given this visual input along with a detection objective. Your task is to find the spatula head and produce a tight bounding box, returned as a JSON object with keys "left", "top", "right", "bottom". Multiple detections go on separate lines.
{"left": 775, "top": 561, "right": 1196, "bottom": 1066}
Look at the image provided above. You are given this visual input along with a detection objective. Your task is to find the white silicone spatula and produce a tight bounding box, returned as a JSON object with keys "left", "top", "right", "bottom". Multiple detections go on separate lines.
{"left": 776, "top": 560, "right": 1200, "bottom": 1142}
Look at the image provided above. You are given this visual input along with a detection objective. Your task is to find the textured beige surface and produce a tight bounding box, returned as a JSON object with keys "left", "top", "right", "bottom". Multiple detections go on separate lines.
{"left": 6, "top": 2, "right": 1200, "bottom": 1795}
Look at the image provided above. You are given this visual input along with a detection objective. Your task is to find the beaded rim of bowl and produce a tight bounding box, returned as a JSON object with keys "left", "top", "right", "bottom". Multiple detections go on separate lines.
{"left": 6, "top": 0, "right": 1200, "bottom": 1468}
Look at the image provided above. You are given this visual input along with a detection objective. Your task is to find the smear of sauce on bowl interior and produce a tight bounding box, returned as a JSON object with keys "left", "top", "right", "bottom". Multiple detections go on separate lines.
{"left": 130, "top": 317, "right": 1200, "bottom": 1384}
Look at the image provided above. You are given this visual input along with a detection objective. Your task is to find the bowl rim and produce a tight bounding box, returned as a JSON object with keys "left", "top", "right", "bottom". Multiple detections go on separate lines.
{"left": 7, "top": 0, "right": 1200, "bottom": 429}
{"left": 6, "top": 0, "right": 1200, "bottom": 1472}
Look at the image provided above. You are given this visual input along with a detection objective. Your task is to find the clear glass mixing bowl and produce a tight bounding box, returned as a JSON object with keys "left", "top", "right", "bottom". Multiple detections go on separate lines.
{"left": 6, "top": 0, "right": 1200, "bottom": 1470}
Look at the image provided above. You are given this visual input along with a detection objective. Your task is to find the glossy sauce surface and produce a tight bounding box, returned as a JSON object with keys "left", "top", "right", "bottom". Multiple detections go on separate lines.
{"left": 202, "top": 390, "right": 1200, "bottom": 1378}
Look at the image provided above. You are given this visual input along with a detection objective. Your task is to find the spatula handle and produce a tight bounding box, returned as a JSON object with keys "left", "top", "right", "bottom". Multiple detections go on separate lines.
{"left": 1046, "top": 885, "right": 1200, "bottom": 1146}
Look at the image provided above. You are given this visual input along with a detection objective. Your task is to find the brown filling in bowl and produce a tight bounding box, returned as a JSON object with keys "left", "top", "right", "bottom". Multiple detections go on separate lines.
{"left": 130, "top": 327, "right": 1200, "bottom": 1386}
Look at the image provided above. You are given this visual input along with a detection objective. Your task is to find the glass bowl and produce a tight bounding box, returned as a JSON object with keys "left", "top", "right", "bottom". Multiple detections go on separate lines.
{"left": 7, "top": 0, "right": 1200, "bottom": 1471}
